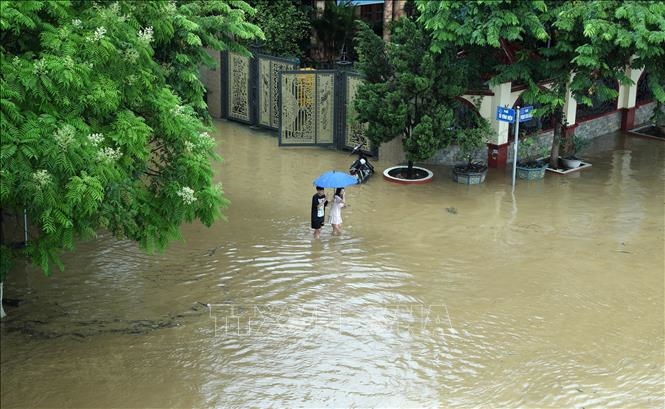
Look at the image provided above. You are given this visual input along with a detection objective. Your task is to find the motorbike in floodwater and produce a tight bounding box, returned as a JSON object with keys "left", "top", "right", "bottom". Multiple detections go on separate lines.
{"left": 349, "top": 144, "right": 375, "bottom": 183}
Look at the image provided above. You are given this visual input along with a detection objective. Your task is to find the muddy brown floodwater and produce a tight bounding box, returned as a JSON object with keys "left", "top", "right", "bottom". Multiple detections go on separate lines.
{"left": 1, "top": 120, "right": 664, "bottom": 408}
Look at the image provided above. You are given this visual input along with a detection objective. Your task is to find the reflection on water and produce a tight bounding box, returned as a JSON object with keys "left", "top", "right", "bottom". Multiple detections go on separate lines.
{"left": 1, "top": 122, "right": 663, "bottom": 408}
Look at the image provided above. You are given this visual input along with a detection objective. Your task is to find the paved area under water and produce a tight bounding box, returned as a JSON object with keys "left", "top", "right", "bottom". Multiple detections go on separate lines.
{"left": 1, "top": 120, "right": 663, "bottom": 408}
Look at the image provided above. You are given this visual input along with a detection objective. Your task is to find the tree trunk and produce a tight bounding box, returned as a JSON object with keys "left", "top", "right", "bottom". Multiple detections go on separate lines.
{"left": 309, "top": 0, "right": 327, "bottom": 64}
{"left": 383, "top": 0, "right": 394, "bottom": 42}
{"left": 1, "top": 282, "right": 6, "bottom": 319}
{"left": 549, "top": 107, "right": 564, "bottom": 169}
{"left": 0, "top": 207, "right": 4, "bottom": 245}
{"left": 394, "top": 1, "right": 407, "bottom": 20}
{"left": 406, "top": 159, "right": 414, "bottom": 179}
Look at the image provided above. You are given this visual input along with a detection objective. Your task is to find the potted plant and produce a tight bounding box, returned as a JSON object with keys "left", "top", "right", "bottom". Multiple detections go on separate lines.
{"left": 452, "top": 117, "right": 494, "bottom": 184}
{"left": 559, "top": 134, "right": 590, "bottom": 169}
{"left": 516, "top": 136, "right": 549, "bottom": 180}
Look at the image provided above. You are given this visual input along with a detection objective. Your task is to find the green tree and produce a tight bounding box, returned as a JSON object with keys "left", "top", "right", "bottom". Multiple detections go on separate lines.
{"left": 311, "top": 0, "right": 358, "bottom": 65}
{"left": 0, "top": 1, "right": 263, "bottom": 300}
{"left": 417, "top": 0, "right": 665, "bottom": 168}
{"left": 246, "top": 0, "right": 311, "bottom": 58}
{"left": 138, "top": 1, "right": 263, "bottom": 120}
{"left": 353, "top": 18, "right": 467, "bottom": 177}
{"left": 455, "top": 115, "right": 494, "bottom": 171}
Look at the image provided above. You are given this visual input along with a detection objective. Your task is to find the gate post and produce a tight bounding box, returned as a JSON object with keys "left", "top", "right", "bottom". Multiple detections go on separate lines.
{"left": 220, "top": 51, "right": 229, "bottom": 119}
{"left": 249, "top": 49, "right": 259, "bottom": 127}
{"left": 335, "top": 70, "right": 347, "bottom": 151}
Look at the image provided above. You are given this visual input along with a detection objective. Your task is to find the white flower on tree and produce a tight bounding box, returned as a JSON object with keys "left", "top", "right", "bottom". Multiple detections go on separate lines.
{"left": 97, "top": 146, "right": 122, "bottom": 162}
{"left": 87, "top": 26, "right": 106, "bottom": 42}
{"left": 176, "top": 187, "right": 197, "bottom": 205}
{"left": 197, "top": 131, "right": 215, "bottom": 150}
{"left": 33, "top": 59, "right": 46, "bottom": 75}
{"left": 32, "top": 169, "right": 52, "bottom": 188}
{"left": 54, "top": 124, "right": 76, "bottom": 148}
{"left": 171, "top": 105, "right": 185, "bottom": 116}
{"left": 138, "top": 26, "right": 154, "bottom": 44}
{"left": 87, "top": 133, "right": 104, "bottom": 146}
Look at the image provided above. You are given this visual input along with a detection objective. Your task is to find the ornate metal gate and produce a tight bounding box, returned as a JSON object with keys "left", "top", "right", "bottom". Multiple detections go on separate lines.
{"left": 257, "top": 55, "right": 299, "bottom": 129}
{"left": 342, "top": 72, "right": 372, "bottom": 152}
{"left": 223, "top": 52, "right": 299, "bottom": 126}
{"left": 279, "top": 70, "right": 336, "bottom": 146}
{"left": 219, "top": 51, "right": 372, "bottom": 154}
{"left": 225, "top": 52, "right": 252, "bottom": 123}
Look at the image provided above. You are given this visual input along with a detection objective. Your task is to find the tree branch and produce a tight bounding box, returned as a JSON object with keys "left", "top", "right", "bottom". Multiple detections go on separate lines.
{"left": 143, "top": 168, "right": 161, "bottom": 177}
{"left": 150, "top": 143, "right": 166, "bottom": 154}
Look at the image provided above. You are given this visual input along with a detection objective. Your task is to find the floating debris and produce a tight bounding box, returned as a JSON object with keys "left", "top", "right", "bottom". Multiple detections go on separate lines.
{"left": 446, "top": 207, "right": 458, "bottom": 214}
{"left": 206, "top": 244, "right": 223, "bottom": 256}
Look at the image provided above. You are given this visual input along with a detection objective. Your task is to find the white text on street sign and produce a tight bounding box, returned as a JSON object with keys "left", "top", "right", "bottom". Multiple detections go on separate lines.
{"left": 496, "top": 106, "right": 515, "bottom": 123}
{"left": 519, "top": 106, "right": 534, "bottom": 122}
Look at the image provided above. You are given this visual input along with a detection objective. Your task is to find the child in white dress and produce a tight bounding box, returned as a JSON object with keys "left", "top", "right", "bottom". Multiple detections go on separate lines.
{"left": 329, "top": 188, "right": 346, "bottom": 235}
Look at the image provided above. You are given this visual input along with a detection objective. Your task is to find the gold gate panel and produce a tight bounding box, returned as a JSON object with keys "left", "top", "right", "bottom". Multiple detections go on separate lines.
{"left": 227, "top": 53, "right": 251, "bottom": 122}
{"left": 258, "top": 57, "right": 298, "bottom": 129}
{"left": 316, "top": 73, "right": 335, "bottom": 144}
{"left": 281, "top": 73, "right": 315, "bottom": 143}
{"left": 258, "top": 58, "right": 271, "bottom": 127}
{"left": 345, "top": 75, "right": 371, "bottom": 151}
{"left": 280, "top": 71, "right": 336, "bottom": 146}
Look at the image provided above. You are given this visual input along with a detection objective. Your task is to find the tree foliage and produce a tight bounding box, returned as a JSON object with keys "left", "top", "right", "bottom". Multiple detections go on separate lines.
{"left": 417, "top": 0, "right": 665, "bottom": 167}
{"left": 353, "top": 18, "right": 468, "bottom": 175}
{"left": 246, "top": 0, "right": 311, "bottom": 58}
{"left": 311, "top": 0, "right": 358, "bottom": 65}
{"left": 455, "top": 116, "right": 494, "bottom": 169}
{"left": 0, "top": 0, "right": 263, "bottom": 280}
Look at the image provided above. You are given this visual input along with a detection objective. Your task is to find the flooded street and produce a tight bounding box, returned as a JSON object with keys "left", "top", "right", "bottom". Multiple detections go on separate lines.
{"left": 1, "top": 120, "right": 663, "bottom": 408}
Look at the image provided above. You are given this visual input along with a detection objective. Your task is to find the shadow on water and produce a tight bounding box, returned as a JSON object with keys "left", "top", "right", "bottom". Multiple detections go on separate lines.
{"left": 1, "top": 121, "right": 664, "bottom": 408}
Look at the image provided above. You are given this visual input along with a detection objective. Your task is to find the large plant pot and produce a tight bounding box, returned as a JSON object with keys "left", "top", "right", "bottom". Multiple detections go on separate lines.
{"left": 561, "top": 157, "right": 582, "bottom": 169}
{"left": 516, "top": 162, "right": 548, "bottom": 180}
{"left": 452, "top": 164, "right": 487, "bottom": 185}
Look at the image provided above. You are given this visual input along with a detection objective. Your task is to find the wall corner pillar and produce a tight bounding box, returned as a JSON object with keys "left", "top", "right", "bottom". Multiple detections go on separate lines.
{"left": 487, "top": 82, "right": 512, "bottom": 168}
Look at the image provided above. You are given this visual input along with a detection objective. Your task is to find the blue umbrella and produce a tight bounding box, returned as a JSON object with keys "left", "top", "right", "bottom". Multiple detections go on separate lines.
{"left": 313, "top": 170, "right": 359, "bottom": 188}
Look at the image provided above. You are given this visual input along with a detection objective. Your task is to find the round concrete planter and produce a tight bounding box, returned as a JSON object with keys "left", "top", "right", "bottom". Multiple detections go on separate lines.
{"left": 516, "top": 162, "right": 548, "bottom": 180}
{"left": 383, "top": 166, "right": 434, "bottom": 184}
{"left": 452, "top": 165, "right": 487, "bottom": 185}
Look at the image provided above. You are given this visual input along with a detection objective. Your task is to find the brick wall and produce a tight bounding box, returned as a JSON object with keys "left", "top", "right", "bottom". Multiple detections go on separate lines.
{"left": 575, "top": 111, "right": 622, "bottom": 141}
{"left": 420, "top": 107, "right": 638, "bottom": 166}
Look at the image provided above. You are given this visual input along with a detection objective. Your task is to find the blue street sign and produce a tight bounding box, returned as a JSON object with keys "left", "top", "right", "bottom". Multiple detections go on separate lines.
{"left": 519, "top": 106, "right": 534, "bottom": 122}
{"left": 496, "top": 106, "right": 515, "bottom": 123}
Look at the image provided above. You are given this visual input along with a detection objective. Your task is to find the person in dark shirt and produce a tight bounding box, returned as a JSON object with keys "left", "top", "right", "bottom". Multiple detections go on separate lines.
{"left": 311, "top": 186, "right": 328, "bottom": 239}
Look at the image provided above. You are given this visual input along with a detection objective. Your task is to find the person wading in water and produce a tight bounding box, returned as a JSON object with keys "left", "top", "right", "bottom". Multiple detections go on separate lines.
{"left": 311, "top": 186, "right": 328, "bottom": 239}
{"left": 329, "top": 187, "right": 346, "bottom": 235}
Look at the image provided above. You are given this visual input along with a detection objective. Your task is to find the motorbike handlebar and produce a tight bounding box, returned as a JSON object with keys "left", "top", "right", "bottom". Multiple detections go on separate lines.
{"left": 350, "top": 143, "right": 366, "bottom": 155}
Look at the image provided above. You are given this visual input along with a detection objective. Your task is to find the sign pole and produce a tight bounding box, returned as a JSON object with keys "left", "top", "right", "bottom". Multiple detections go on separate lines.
{"left": 512, "top": 106, "right": 520, "bottom": 188}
